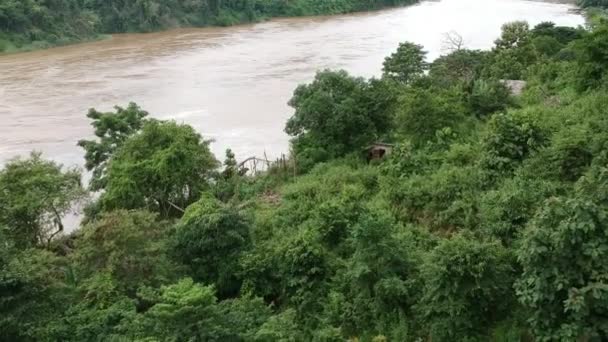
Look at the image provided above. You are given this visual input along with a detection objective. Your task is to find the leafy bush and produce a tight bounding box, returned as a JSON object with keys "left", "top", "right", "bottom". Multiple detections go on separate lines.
{"left": 420, "top": 235, "right": 516, "bottom": 340}
{"left": 170, "top": 196, "right": 251, "bottom": 297}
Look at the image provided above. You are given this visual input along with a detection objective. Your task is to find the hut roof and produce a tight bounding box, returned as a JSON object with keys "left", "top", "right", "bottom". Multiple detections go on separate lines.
{"left": 365, "top": 142, "right": 394, "bottom": 150}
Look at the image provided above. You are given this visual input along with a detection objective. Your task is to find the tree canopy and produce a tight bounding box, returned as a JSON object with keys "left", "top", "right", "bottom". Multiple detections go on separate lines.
{"left": 285, "top": 70, "right": 393, "bottom": 170}
{"left": 97, "top": 119, "right": 218, "bottom": 217}
{"left": 0, "top": 152, "right": 85, "bottom": 248}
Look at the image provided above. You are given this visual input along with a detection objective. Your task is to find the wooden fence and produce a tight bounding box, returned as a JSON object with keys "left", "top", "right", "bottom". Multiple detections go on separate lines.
{"left": 237, "top": 153, "right": 294, "bottom": 176}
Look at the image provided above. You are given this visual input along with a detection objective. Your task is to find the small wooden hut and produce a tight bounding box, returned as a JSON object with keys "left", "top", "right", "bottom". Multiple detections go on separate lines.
{"left": 366, "top": 143, "right": 394, "bottom": 161}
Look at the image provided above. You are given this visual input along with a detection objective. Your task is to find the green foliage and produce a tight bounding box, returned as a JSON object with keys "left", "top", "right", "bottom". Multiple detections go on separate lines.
{"left": 286, "top": 70, "right": 393, "bottom": 170}
{"left": 326, "top": 213, "right": 425, "bottom": 339}
{"left": 0, "top": 247, "right": 73, "bottom": 341}
{"left": 72, "top": 210, "right": 178, "bottom": 295}
{"left": 389, "top": 163, "right": 483, "bottom": 230}
{"left": 215, "top": 148, "right": 244, "bottom": 202}
{"left": 531, "top": 22, "right": 583, "bottom": 45}
{"left": 382, "top": 42, "right": 428, "bottom": 84}
{"left": 5, "top": 18, "right": 608, "bottom": 342}
{"left": 575, "top": 19, "right": 608, "bottom": 90}
{"left": 579, "top": 0, "right": 608, "bottom": 8}
{"left": 50, "top": 274, "right": 137, "bottom": 342}
{"left": 223, "top": 148, "right": 239, "bottom": 179}
{"left": 78, "top": 103, "right": 149, "bottom": 191}
{"left": 137, "top": 278, "right": 222, "bottom": 340}
{"left": 516, "top": 192, "right": 608, "bottom": 340}
{"left": 254, "top": 309, "right": 301, "bottom": 341}
{"left": 531, "top": 35, "right": 563, "bottom": 57}
{"left": 481, "top": 113, "right": 546, "bottom": 174}
{"left": 429, "top": 49, "right": 487, "bottom": 87}
{"left": 395, "top": 86, "right": 469, "bottom": 146}
{"left": 486, "top": 21, "right": 537, "bottom": 79}
{"left": 100, "top": 119, "right": 218, "bottom": 217}
{"left": 478, "top": 177, "right": 561, "bottom": 245}
{"left": 170, "top": 195, "right": 250, "bottom": 297}
{"left": 0, "top": 152, "right": 85, "bottom": 249}
{"left": 494, "top": 21, "right": 532, "bottom": 50}
{"left": 420, "top": 234, "right": 516, "bottom": 341}
{"left": 469, "top": 79, "right": 514, "bottom": 117}
{"left": 278, "top": 229, "right": 331, "bottom": 324}
{"left": 0, "top": 0, "right": 419, "bottom": 52}
{"left": 0, "top": 0, "right": 99, "bottom": 52}
{"left": 122, "top": 277, "right": 271, "bottom": 341}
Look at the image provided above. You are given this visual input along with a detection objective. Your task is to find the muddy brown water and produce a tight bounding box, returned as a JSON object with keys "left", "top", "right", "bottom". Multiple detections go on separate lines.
{"left": 0, "top": 0, "right": 584, "bottom": 168}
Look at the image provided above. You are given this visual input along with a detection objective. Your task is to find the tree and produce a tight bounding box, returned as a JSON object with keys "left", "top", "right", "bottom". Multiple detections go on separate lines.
{"left": 285, "top": 70, "right": 393, "bottom": 170}
{"left": 170, "top": 195, "right": 251, "bottom": 298}
{"left": 487, "top": 21, "right": 537, "bottom": 79}
{"left": 531, "top": 22, "right": 583, "bottom": 45}
{"left": 382, "top": 42, "right": 428, "bottom": 84}
{"left": 132, "top": 278, "right": 224, "bottom": 340}
{"left": 420, "top": 234, "right": 516, "bottom": 340}
{"left": 78, "top": 103, "right": 149, "bottom": 191}
{"left": 279, "top": 229, "right": 331, "bottom": 326}
{"left": 325, "top": 212, "right": 425, "bottom": 339}
{"left": 481, "top": 113, "right": 546, "bottom": 174}
{"left": 254, "top": 309, "right": 301, "bottom": 341}
{"left": 516, "top": 196, "right": 608, "bottom": 340}
{"left": 531, "top": 35, "right": 563, "bottom": 57}
{"left": 72, "top": 210, "right": 178, "bottom": 295}
{"left": 48, "top": 272, "right": 138, "bottom": 342}
{"left": 100, "top": 120, "right": 218, "bottom": 217}
{"left": 441, "top": 31, "right": 465, "bottom": 53}
{"left": 394, "top": 86, "right": 468, "bottom": 146}
{"left": 469, "top": 79, "right": 513, "bottom": 117}
{"left": 578, "top": 0, "right": 608, "bottom": 9}
{"left": 494, "top": 21, "right": 531, "bottom": 50}
{"left": 222, "top": 148, "right": 239, "bottom": 179}
{"left": 0, "top": 246, "right": 73, "bottom": 341}
{"left": 478, "top": 177, "right": 561, "bottom": 245}
{"left": 215, "top": 148, "right": 243, "bottom": 201}
{"left": 126, "top": 277, "right": 271, "bottom": 341}
{"left": 429, "top": 49, "right": 488, "bottom": 87}
{"left": 0, "top": 152, "right": 85, "bottom": 248}
{"left": 575, "top": 20, "right": 608, "bottom": 90}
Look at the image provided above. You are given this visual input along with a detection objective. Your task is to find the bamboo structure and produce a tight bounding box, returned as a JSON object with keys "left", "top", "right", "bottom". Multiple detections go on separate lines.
{"left": 237, "top": 154, "right": 294, "bottom": 176}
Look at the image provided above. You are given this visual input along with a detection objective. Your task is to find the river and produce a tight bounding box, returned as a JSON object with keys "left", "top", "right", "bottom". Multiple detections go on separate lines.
{"left": 0, "top": 0, "right": 584, "bottom": 167}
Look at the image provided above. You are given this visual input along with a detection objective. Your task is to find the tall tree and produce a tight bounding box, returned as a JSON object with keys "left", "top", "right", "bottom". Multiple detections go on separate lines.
{"left": 286, "top": 70, "right": 393, "bottom": 170}
{"left": 395, "top": 86, "right": 468, "bottom": 146}
{"left": 78, "top": 103, "right": 149, "bottom": 191}
{"left": 72, "top": 210, "right": 178, "bottom": 295}
{"left": 99, "top": 119, "right": 218, "bottom": 217}
{"left": 382, "top": 42, "right": 428, "bottom": 84}
{"left": 575, "top": 20, "right": 608, "bottom": 90}
{"left": 0, "top": 152, "right": 85, "bottom": 248}
{"left": 170, "top": 195, "right": 250, "bottom": 298}
{"left": 516, "top": 195, "right": 608, "bottom": 340}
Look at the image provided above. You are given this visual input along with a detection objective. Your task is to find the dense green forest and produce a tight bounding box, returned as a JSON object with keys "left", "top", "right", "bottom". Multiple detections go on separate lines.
{"left": 0, "top": 0, "right": 417, "bottom": 52}
{"left": 2, "top": 13, "right": 608, "bottom": 341}
{"left": 579, "top": 0, "right": 608, "bottom": 9}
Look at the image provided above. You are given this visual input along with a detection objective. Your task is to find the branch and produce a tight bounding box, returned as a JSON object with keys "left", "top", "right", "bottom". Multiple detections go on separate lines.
{"left": 441, "top": 31, "right": 465, "bottom": 53}
{"left": 167, "top": 200, "right": 186, "bottom": 213}
{"left": 47, "top": 205, "right": 65, "bottom": 247}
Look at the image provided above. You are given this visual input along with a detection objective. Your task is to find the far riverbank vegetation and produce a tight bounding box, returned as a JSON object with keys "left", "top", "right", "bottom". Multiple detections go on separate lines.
{"left": 0, "top": 0, "right": 418, "bottom": 53}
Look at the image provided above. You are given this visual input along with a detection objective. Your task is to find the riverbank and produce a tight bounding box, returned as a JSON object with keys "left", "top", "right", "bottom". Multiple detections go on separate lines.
{"left": 0, "top": 0, "right": 418, "bottom": 55}
{"left": 0, "top": 35, "right": 112, "bottom": 55}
